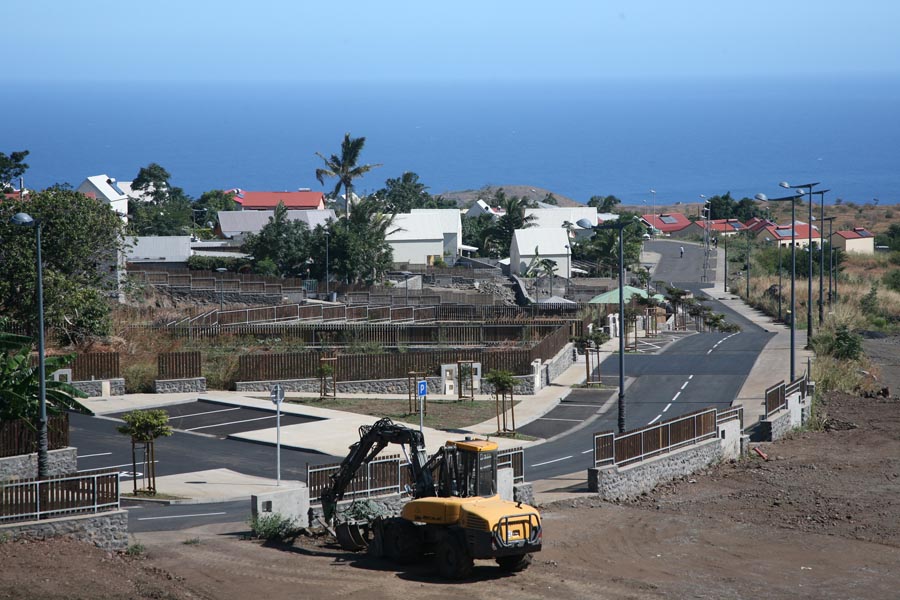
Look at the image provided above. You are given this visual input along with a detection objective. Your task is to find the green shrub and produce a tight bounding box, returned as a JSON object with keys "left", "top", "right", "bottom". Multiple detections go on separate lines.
{"left": 124, "top": 362, "right": 155, "bottom": 393}
{"left": 812, "top": 325, "right": 862, "bottom": 361}
{"left": 484, "top": 369, "right": 516, "bottom": 393}
{"left": 248, "top": 513, "right": 299, "bottom": 544}
{"left": 883, "top": 269, "right": 900, "bottom": 293}
{"left": 860, "top": 283, "right": 880, "bottom": 315}
{"left": 125, "top": 543, "right": 145, "bottom": 556}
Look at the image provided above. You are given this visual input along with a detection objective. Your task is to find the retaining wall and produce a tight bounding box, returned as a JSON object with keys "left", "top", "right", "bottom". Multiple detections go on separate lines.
{"left": 0, "top": 510, "right": 129, "bottom": 551}
{"left": 236, "top": 374, "right": 536, "bottom": 396}
{"left": 71, "top": 378, "right": 126, "bottom": 397}
{"left": 542, "top": 343, "right": 577, "bottom": 388}
{"left": 153, "top": 377, "right": 207, "bottom": 393}
{"left": 0, "top": 448, "right": 78, "bottom": 482}
{"left": 759, "top": 391, "right": 809, "bottom": 441}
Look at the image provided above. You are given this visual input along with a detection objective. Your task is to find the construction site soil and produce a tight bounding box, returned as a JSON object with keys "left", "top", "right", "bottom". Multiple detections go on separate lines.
{"left": 3, "top": 345, "right": 899, "bottom": 599}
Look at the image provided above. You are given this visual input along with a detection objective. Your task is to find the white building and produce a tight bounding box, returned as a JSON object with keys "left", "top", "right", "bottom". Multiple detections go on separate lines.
{"left": 510, "top": 228, "right": 572, "bottom": 278}
{"left": 125, "top": 236, "right": 193, "bottom": 266}
{"left": 525, "top": 207, "right": 598, "bottom": 241}
{"left": 410, "top": 209, "right": 463, "bottom": 257}
{"left": 465, "top": 199, "right": 505, "bottom": 220}
{"left": 386, "top": 213, "right": 446, "bottom": 266}
{"left": 76, "top": 175, "right": 130, "bottom": 220}
{"left": 216, "top": 209, "right": 336, "bottom": 241}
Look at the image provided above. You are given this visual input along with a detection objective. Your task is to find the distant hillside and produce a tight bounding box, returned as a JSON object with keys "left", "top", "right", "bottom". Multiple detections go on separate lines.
{"left": 439, "top": 185, "right": 583, "bottom": 208}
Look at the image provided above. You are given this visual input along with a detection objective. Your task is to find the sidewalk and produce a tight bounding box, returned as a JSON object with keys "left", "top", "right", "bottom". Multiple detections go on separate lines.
{"left": 700, "top": 246, "right": 813, "bottom": 428}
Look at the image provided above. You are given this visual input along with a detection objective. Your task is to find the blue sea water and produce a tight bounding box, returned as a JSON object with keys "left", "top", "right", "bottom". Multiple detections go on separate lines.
{"left": 3, "top": 77, "right": 899, "bottom": 205}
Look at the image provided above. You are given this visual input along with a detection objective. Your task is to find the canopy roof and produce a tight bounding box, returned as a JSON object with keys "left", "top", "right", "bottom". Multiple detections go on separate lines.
{"left": 589, "top": 285, "right": 665, "bottom": 304}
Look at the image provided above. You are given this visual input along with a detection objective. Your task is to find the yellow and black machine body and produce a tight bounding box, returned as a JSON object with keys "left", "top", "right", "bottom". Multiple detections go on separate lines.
{"left": 321, "top": 418, "right": 541, "bottom": 579}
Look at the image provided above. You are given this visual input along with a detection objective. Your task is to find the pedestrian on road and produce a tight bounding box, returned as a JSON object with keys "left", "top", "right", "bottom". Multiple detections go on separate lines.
{"left": 680, "top": 246, "right": 684, "bottom": 259}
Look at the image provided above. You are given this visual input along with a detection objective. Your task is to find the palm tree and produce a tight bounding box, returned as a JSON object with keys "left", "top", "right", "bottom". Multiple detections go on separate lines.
{"left": 485, "top": 196, "right": 537, "bottom": 256}
{"left": 315, "top": 133, "right": 382, "bottom": 218}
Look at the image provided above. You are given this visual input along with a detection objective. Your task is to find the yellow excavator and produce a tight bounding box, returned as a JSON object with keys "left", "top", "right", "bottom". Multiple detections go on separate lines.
{"left": 321, "top": 418, "right": 542, "bottom": 579}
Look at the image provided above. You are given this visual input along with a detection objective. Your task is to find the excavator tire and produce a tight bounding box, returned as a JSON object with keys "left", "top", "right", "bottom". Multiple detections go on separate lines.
{"left": 381, "top": 518, "right": 423, "bottom": 564}
{"left": 435, "top": 531, "right": 474, "bottom": 580}
{"left": 496, "top": 552, "right": 533, "bottom": 573}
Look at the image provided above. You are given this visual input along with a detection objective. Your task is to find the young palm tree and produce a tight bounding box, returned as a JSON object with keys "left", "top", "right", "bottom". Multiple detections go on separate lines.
{"left": 315, "top": 133, "right": 382, "bottom": 218}
{"left": 485, "top": 196, "right": 537, "bottom": 255}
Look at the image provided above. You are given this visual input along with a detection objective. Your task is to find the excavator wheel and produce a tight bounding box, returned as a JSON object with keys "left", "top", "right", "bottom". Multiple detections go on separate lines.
{"left": 435, "top": 532, "right": 473, "bottom": 580}
{"left": 380, "top": 518, "right": 423, "bottom": 564}
{"left": 496, "top": 553, "right": 533, "bottom": 573}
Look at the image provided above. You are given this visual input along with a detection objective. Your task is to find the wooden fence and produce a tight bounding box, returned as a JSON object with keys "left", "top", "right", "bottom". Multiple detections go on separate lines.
{"left": 0, "top": 468, "right": 120, "bottom": 523}
{"left": 72, "top": 353, "right": 120, "bottom": 381}
{"left": 593, "top": 408, "right": 718, "bottom": 468}
{"left": 158, "top": 351, "right": 201, "bottom": 379}
{"left": 0, "top": 414, "right": 70, "bottom": 459}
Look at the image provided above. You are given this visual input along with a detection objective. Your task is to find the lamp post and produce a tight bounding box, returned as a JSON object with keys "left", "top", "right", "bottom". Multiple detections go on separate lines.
{"left": 564, "top": 244, "right": 570, "bottom": 298}
{"left": 10, "top": 212, "right": 49, "bottom": 479}
{"left": 756, "top": 191, "right": 803, "bottom": 381}
{"left": 809, "top": 189, "right": 830, "bottom": 324}
{"left": 745, "top": 230, "right": 752, "bottom": 300}
{"left": 324, "top": 230, "right": 330, "bottom": 298}
{"left": 215, "top": 267, "right": 228, "bottom": 313}
{"left": 723, "top": 233, "right": 728, "bottom": 287}
{"left": 780, "top": 181, "right": 819, "bottom": 343}
{"left": 821, "top": 216, "right": 836, "bottom": 305}
{"left": 578, "top": 216, "right": 637, "bottom": 433}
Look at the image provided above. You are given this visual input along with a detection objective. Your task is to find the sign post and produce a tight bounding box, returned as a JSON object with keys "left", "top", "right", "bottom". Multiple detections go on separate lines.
{"left": 417, "top": 380, "right": 427, "bottom": 434}
{"left": 270, "top": 384, "right": 285, "bottom": 486}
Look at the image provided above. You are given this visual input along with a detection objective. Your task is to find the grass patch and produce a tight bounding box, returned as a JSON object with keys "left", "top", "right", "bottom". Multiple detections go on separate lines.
{"left": 125, "top": 543, "right": 145, "bottom": 556}
{"left": 285, "top": 396, "right": 516, "bottom": 431}
{"left": 182, "top": 537, "right": 201, "bottom": 545}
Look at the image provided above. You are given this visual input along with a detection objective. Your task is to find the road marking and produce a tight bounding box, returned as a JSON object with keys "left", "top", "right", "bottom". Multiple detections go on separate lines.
{"left": 672, "top": 391, "right": 681, "bottom": 402}
{"left": 77, "top": 452, "right": 112, "bottom": 459}
{"left": 530, "top": 456, "right": 573, "bottom": 468}
{"left": 137, "top": 512, "right": 227, "bottom": 522}
{"left": 559, "top": 403, "right": 607, "bottom": 408}
{"left": 168, "top": 407, "right": 242, "bottom": 420}
{"left": 648, "top": 414, "right": 662, "bottom": 425}
{"left": 581, "top": 449, "right": 593, "bottom": 454}
{"left": 680, "top": 381, "right": 689, "bottom": 390}
{"left": 99, "top": 460, "right": 158, "bottom": 470}
{"left": 663, "top": 403, "right": 672, "bottom": 412}
{"left": 689, "top": 374, "right": 694, "bottom": 380}
{"left": 537, "top": 417, "right": 583, "bottom": 422}
{"left": 186, "top": 415, "right": 276, "bottom": 431}
{"left": 707, "top": 349, "right": 713, "bottom": 354}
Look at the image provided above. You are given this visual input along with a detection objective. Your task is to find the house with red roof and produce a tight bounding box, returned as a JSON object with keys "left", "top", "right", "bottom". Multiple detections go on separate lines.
{"left": 743, "top": 216, "right": 776, "bottom": 234}
{"left": 833, "top": 227, "right": 875, "bottom": 254}
{"left": 688, "top": 218, "right": 746, "bottom": 237}
{"left": 641, "top": 213, "right": 693, "bottom": 237}
{"left": 228, "top": 188, "right": 325, "bottom": 211}
{"left": 758, "top": 222, "right": 822, "bottom": 248}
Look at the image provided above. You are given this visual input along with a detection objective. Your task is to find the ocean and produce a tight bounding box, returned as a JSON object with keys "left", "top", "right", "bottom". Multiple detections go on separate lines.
{"left": 3, "top": 76, "right": 899, "bottom": 205}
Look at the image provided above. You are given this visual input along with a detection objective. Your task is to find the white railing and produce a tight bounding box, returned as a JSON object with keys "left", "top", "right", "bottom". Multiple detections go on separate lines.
{"left": 0, "top": 470, "right": 120, "bottom": 523}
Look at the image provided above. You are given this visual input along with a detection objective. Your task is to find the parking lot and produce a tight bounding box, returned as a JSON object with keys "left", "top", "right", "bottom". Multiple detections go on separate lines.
{"left": 109, "top": 400, "right": 321, "bottom": 438}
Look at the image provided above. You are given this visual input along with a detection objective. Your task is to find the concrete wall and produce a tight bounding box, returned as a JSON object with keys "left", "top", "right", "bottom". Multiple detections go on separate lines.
{"left": 759, "top": 389, "right": 810, "bottom": 441}
{"left": 71, "top": 378, "right": 126, "bottom": 397}
{"left": 0, "top": 510, "right": 129, "bottom": 552}
{"left": 251, "top": 483, "right": 310, "bottom": 528}
{"left": 497, "top": 468, "right": 514, "bottom": 501}
{"left": 0, "top": 448, "right": 78, "bottom": 482}
{"left": 237, "top": 374, "right": 536, "bottom": 396}
{"left": 154, "top": 377, "right": 207, "bottom": 393}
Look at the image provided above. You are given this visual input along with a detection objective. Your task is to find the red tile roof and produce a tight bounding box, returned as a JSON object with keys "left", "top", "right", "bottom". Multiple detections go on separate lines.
{"left": 835, "top": 227, "right": 874, "bottom": 239}
{"left": 642, "top": 213, "right": 692, "bottom": 233}
{"left": 698, "top": 218, "right": 746, "bottom": 233}
{"left": 761, "top": 223, "right": 822, "bottom": 241}
{"left": 228, "top": 188, "right": 325, "bottom": 210}
{"left": 743, "top": 216, "right": 776, "bottom": 233}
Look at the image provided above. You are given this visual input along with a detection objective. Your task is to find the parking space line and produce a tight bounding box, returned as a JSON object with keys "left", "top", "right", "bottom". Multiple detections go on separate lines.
{"left": 537, "top": 417, "right": 583, "bottom": 422}
{"left": 530, "top": 456, "right": 573, "bottom": 468}
{"left": 168, "top": 407, "right": 242, "bottom": 420}
{"left": 77, "top": 452, "right": 112, "bottom": 459}
{"left": 185, "top": 415, "right": 276, "bottom": 431}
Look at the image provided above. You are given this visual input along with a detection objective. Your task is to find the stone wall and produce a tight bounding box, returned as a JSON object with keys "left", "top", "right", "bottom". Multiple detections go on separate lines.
{"left": 0, "top": 448, "right": 78, "bottom": 482}
{"left": 237, "top": 375, "right": 536, "bottom": 396}
{"left": 542, "top": 343, "right": 577, "bottom": 387}
{"left": 153, "top": 377, "right": 207, "bottom": 393}
{"left": 71, "top": 378, "right": 126, "bottom": 397}
{"left": 0, "top": 510, "right": 129, "bottom": 551}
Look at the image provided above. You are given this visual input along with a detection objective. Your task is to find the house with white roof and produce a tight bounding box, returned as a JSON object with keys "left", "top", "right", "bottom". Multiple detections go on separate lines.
{"left": 386, "top": 213, "right": 446, "bottom": 265}
{"left": 525, "top": 207, "right": 599, "bottom": 241}
{"left": 465, "top": 199, "right": 506, "bottom": 220}
{"left": 125, "top": 236, "right": 193, "bottom": 267}
{"left": 410, "top": 209, "right": 463, "bottom": 258}
{"left": 76, "top": 175, "right": 130, "bottom": 219}
{"left": 510, "top": 228, "right": 571, "bottom": 278}
{"left": 216, "top": 209, "right": 336, "bottom": 241}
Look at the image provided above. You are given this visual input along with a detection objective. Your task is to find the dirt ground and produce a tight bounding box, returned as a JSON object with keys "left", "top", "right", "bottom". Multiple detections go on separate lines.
{"left": 3, "top": 345, "right": 899, "bottom": 599}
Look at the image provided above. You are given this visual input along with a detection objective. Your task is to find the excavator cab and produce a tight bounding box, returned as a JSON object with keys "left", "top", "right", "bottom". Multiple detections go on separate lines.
{"left": 446, "top": 439, "right": 498, "bottom": 498}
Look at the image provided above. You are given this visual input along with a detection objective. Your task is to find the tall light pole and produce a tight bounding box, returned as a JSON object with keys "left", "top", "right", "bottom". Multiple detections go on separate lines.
{"left": 578, "top": 216, "right": 637, "bottom": 433}
{"left": 215, "top": 267, "right": 228, "bottom": 313}
{"left": 324, "top": 230, "right": 330, "bottom": 298}
{"left": 10, "top": 212, "right": 49, "bottom": 479}
{"left": 649, "top": 189, "right": 657, "bottom": 236}
{"left": 756, "top": 191, "right": 803, "bottom": 381}
{"left": 809, "top": 189, "right": 830, "bottom": 324}
{"left": 821, "top": 216, "right": 836, "bottom": 306}
{"left": 745, "top": 230, "right": 751, "bottom": 300}
{"left": 780, "top": 181, "right": 819, "bottom": 343}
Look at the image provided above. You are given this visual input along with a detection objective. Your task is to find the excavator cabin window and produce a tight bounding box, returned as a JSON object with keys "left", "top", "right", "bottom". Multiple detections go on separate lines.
{"left": 457, "top": 449, "right": 497, "bottom": 498}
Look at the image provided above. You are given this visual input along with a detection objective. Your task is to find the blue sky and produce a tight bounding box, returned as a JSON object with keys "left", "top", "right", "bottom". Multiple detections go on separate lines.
{"left": 6, "top": 1, "right": 900, "bottom": 81}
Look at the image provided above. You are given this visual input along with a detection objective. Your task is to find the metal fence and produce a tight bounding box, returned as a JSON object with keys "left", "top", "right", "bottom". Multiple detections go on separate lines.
{"left": 765, "top": 371, "right": 808, "bottom": 418}
{"left": 306, "top": 447, "right": 525, "bottom": 504}
{"left": 0, "top": 414, "right": 69, "bottom": 459}
{"left": 158, "top": 351, "right": 201, "bottom": 379}
{"left": 0, "top": 469, "right": 120, "bottom": 523}
{"left": 593, "top": 408, "right": 719, "bottom": 468}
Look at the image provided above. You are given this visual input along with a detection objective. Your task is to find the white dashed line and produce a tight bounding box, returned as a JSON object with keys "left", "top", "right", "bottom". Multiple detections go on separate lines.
{"left": 581, "top": 449, "right": 593, "bottom": 454}
{"left": 648, "top": 414, "right": 662, "bottom": 425}
{"left": 689, "top": 374, "right": 694, "bottom": 380}
{"left": 707, "top": 349, "right": 713, "bottom": 354}
{"left": 680, "top": 381, "right": 689, "bottom": 390}
{"left": 663, "top": 403, "right": 672, "bottom": 412}
{"left": 530, "top": 456, "right": 574, "bottom": 468}
{"left": 672, "top": 391, "right": 681, "bottom": 402}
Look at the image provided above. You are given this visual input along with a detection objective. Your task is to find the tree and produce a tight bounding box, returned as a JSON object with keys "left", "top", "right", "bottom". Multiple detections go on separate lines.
{"left": 373, "top": 171, "right": 454, "bottom": 213}
{"left": 131, "top": 163, "right": 171, "bottom": 203}
{"left": 587, "top": 195, "right": 621, "bottom": 212}
{"left": 325, "top": 196, "right": 395, "bottom": 284}
{"left": 0, "top": 150, "right": 29, "bottom": 190}
{"left": 116, "top": 409, "right": 173, "bottom": 442}
{"left": 0, "top": 332, "right": 90, "bottom": 424}
{"left": 541, "top": 193, "right": 558, "bottom": 206}
{"left": 484, "top": 195, "right": 537, "bottom": 257}
{"left": 461, "top": 213, "right": 494, "bottom": 254}
{"left": 194, "top": 189, "right": 239, "bottom": 229}
{"left": 127, "top": 163, "right": 193, "bottom": 236}
{"left": 0, "top": 187, "right": 127, "bottom": 343}
{"left": 315, "top": 133, "right": 382, "bottom": 217}
{"left": 572, "top": 213, "right": 643, "bottom": 277}
{"left": 243, "top": 202, "right": 314, "bottom": 277}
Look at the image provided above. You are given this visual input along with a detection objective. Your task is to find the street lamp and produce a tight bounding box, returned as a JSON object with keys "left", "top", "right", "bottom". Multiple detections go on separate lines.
{"left": 756, "top": 190, "right": 804, "bottom": 381}
{"left": 745, "top": 229, "right": 752, "bottom": 300}
{"left": 10, "top": 212, "right": 49, "bottom": 479}
{"left": 808, "top": 189, "right": 830, "bottom": 324}
{"left": 215, "top": 267, "right": 228, "bottom": 313}
{"left": 324, "top": 229, "right": 330, "bottom": 298}
{"left": 821, "top": 216, "right": 836, "bottom": 306}
{"left": 578, "top": 216, "right": 637, "bottom": 433}
{"left": 564, "top": 244, "right": 570, "bottom": 298}
{"left": 780, "top": 181, "right": 820, "bottom": 342}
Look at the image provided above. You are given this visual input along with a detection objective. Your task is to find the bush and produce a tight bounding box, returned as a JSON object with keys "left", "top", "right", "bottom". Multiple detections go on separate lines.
{"left": 124, "top": 362, "right": 156, "bottom": 393}
{"left": 248, "top": 513, "right": 299, "bottom": 544}
{"left": 484, "top": 369, "right": 516, "bottom": 393}
{"left": 860, "top": 283, "right": 880, "bottom": 316}
{"left": 883, "top": 269, "right": 900, "bottom": 293}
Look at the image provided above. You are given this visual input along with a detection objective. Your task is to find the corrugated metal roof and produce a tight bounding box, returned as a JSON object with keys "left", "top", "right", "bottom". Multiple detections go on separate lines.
{"left": 512, "top": 227, "right": 570, "bottom": 255}
{"left": 218, "top": 209, "right": 336, "bottom": 236}
{"left": 126, "top": 236, "right": 192, "bottom": 262}
{"left": 386, "top": 213, "right": 444, "bottom": 241}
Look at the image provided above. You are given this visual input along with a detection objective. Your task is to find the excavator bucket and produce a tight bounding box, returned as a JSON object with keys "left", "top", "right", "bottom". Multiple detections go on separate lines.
{"left": 335, "top": 521, "right": 369, "bottom": 551}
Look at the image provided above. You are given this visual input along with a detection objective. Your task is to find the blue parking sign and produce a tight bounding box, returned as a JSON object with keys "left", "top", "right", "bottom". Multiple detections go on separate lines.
{"left": 417, "top": 380, "right": 428, "bottom": 397}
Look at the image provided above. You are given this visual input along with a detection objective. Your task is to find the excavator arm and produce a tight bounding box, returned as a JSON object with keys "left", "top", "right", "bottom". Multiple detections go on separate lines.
{"left": 321, "top": 418, "right": 436, "bottom": 523}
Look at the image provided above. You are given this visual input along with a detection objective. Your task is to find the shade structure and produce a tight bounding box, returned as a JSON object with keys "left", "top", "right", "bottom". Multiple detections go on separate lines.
{"left": 588, "top": 285, "right": 664, "bottom": 304}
